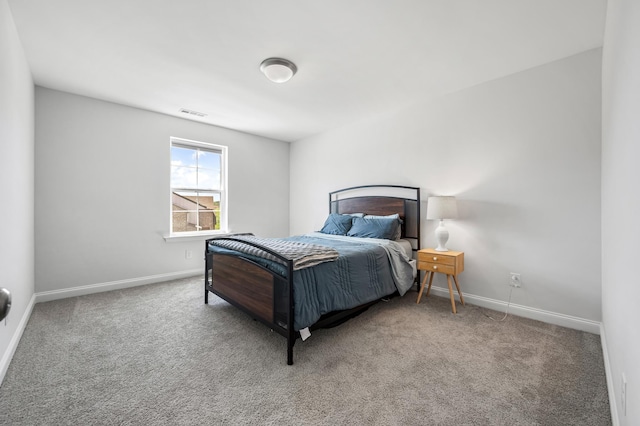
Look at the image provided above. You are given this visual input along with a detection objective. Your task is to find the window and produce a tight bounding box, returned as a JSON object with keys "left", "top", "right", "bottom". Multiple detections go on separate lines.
{"left": 170, "top": 137, "right": 227, "bottom": 235}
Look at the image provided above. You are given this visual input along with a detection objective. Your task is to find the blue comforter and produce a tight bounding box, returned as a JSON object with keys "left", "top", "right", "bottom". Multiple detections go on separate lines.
{"left": 208, "top": 233, "right": 415, "bottom": 330}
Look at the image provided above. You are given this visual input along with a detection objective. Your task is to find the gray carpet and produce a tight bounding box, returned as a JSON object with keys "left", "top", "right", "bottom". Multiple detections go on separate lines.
{"left": 0, "top": 277, "right": 610, "bottom": 425}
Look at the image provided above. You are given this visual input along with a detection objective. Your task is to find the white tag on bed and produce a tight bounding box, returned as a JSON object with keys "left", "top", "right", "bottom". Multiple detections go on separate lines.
{"left": 300, "top": 327, "right": 311, "bottom": 341}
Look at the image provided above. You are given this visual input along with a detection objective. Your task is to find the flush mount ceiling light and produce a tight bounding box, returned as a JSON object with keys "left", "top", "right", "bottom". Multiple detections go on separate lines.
{"left": 260, "top": 58, "right": 297, "bottom": 83}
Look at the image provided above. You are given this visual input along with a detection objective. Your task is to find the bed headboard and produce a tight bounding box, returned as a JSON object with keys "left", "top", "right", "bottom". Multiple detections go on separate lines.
{"left": 329, "top": 185, "right": 420, "bottom": 252}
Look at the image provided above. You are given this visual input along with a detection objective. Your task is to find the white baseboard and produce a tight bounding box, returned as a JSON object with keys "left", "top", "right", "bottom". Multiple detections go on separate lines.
{"left": 35, "top": 269, "right": 202, "bottom": 303}
{"left": 600, "top": 324, "right": 619, "bottom": 426}
{"left": 427, "top": 286, "right": 602, "bottom": 334}
{"left": 0, "top": 293, "right": 36, "bottom": 386}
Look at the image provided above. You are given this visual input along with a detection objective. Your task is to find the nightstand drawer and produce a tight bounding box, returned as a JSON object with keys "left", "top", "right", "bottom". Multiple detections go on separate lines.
{"left": 418, "top": 253, "right": 456, "bottom": 266}
{"left": 418, "top": 261, "right": 456, "bottom": 275}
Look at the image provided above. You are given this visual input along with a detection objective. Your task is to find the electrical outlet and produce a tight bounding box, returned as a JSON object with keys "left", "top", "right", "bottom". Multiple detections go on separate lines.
{"left": 509, "top": 273, "right": 522, "bottom": 288}
{"left": 622, "top": 373, "right": 627, "bottom": 416}
{"left": 185, "top": 249, "right": 193, "bottom": 260}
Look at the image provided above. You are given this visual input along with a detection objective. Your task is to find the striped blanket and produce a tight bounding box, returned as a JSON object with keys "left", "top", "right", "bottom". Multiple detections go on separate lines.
{"left": 208, "top": 235, "right": 339, "bottom": 270}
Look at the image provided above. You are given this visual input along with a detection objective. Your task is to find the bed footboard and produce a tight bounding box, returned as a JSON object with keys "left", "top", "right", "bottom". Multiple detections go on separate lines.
{"left": 209, "top": 254, "right": 274, "bottom": 323}
{"left": 205, "top": 237, "right": 296, "bottom": 365}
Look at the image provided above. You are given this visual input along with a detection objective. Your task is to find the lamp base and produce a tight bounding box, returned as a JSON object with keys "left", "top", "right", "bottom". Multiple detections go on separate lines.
{"left": 434, "top": 220, "right": 450, "bottom": 252}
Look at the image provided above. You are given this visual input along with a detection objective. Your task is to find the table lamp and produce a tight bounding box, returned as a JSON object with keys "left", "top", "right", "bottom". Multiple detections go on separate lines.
{"left": 426, "top": 196, "right": 458, "bottom": 252}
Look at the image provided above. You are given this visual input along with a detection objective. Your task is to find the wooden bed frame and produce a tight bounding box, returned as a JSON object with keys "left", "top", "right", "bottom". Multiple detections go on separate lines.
{"left": 204, "top": 185, "right": 420, "bottom": 365}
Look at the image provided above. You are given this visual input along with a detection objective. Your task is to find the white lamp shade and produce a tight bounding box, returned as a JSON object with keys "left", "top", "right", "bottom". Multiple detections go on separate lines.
{"left": 426, "top": 196, "right": 458, "bottom": 220}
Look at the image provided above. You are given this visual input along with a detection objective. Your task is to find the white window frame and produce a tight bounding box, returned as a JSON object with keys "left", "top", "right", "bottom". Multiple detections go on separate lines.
{"left": 168, "top": 137, "right": 228, "bottom": 239}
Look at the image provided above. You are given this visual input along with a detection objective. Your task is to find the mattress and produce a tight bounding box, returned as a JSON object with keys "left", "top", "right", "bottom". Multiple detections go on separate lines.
{"left": 395, "top": 239, "right": 413, "bottom": 258}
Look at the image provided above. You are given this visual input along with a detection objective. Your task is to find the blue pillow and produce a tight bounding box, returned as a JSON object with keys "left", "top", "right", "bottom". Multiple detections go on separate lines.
{"left": 347, "top": 217, "right": 400, "bottom": 240}
{"left": 364, "top": 214, "right": 403, "bottom": 240}
{"left": 319, "top": 213, "right": 354, "bottom": 235}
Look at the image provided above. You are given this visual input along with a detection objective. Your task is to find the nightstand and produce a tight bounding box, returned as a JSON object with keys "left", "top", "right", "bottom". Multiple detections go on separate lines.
{"left": 416, "top": 248, "right": 465, "bottom": 313}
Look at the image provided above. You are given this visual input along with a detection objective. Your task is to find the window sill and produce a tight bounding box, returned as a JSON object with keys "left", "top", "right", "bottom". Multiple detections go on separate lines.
{"left": 163, "top": 231, "right": 231, "bottom": 243}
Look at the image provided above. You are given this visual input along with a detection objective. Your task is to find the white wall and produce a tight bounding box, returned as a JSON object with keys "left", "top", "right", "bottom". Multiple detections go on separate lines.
{"left": 291, "top": 49, "right": 602, "bottom": 325}
{"left": 35, "top": 88, "right": 289, "bottom": 293}
{"left": 0, "top": 0, "right": 35, "bottom": 381}
{"left": 601, "top": 0, "right": 640, "bottom": 424}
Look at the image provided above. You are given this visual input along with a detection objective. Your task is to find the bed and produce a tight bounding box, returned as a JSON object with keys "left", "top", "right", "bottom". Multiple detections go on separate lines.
{"left": 204, "top": 185, "right": 421, "bottom": 365}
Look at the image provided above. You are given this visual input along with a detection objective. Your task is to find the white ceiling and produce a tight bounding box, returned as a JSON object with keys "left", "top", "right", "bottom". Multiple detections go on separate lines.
{"left": 7, "top": 0, "right": 606, "bottom": 142}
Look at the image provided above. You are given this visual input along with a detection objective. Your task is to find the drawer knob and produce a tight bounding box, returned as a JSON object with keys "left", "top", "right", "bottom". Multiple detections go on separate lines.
{"left": 433, "top": 257, "right": 438, "bottom": 261}
{"left": 433, "top": 265, "right": 438, "bottom": 270}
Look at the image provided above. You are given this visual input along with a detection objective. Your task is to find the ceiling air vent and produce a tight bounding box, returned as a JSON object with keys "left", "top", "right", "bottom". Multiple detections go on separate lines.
{"left": 179, "top": 108, "right": 207, "bottom": 118}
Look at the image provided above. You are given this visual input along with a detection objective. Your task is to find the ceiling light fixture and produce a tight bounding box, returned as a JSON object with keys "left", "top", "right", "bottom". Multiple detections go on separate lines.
{"left": 260, "top": 58, "right": 297, "bottom": 83}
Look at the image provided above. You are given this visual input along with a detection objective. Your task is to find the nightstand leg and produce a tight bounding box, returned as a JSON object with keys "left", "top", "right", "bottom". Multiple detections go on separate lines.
{"left": 416, "top": 272, "right": 430, "bottom": 304}
{"left": 453, "top": 274, "right": 465, "bottom": 306}
{"left": 425, "top": 271, "right": 435, "bottom": 297}
{"left": 446, "top": 274, "right": 457, "bottom": 314}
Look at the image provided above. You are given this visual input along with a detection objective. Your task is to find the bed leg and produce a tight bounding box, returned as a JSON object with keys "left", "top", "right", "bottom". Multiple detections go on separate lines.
{"left": 286, "top": 261, "right": 295, "bottom": 365}
{"left": 287, "top": 331, "right": 297, "bottom": 365}
{"left": 204, "top": 288, "right": 209, "bottom": 304}
{"left": 287, "top": 340, "right": 294, "bottom": 365}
